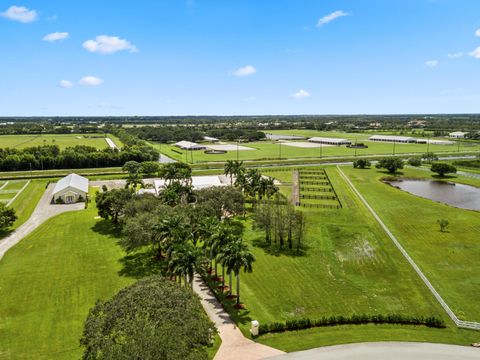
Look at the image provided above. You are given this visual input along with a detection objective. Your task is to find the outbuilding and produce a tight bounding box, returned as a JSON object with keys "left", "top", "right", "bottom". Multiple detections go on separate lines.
{"left": 308, "top": 137, "right": 351, "bottom": 145}
{"left": 52, "top": 173, "right": 89, "bottom": 204}
{"left": 369, "top": 135, "right": 416, "bottom": 143}
{"left": 174, "top": 140, "right": 206, "bottom": 150}
{"left": 449, "top": 131, "right": 468, "bottom": 139}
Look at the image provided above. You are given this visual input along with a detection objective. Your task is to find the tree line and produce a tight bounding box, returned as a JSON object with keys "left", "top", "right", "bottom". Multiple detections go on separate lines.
{"left": 0, "top": 144, "right": 159, "bottom": 171}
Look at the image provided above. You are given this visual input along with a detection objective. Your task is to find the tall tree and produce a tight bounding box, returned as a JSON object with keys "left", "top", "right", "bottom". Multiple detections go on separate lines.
{"left": 218, "top": 239, "right": 255, "bottom": 305}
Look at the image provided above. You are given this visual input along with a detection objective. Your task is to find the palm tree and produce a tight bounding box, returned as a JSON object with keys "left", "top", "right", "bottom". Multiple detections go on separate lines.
{"left": 213, "top": 223, "right": 238, "bottom": 291}
{"left": 224, "top": 160, "right": 235, "bottom": 185}
{"left": 200, "top": 217, "right": 220, "bottom": 270}
{"left": 168, "top": 244, "right": 202, "bottom": 287}
{"left": 218, "top": 239, "right": 255, "bottom": 306}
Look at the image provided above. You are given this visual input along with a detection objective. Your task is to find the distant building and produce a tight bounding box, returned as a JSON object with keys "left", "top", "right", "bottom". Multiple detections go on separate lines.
{"left": 369, "top": 122, "right": 382, "bottom": 128}
{"left": 308, "top": 137, "right": 351, "bottom": 145}
{"left": 369, "top": 135, "right": 416, "bottom": 143}
{"left": 52, "top": 173, "right": 88, "bottom": 204}
{"left": 153, "top": 175, "right": 231, "bottom": 193}
{"left": 265, "top": 133, "right": 306, "bottom": 141}
{"left": 174, "top": 140, "right": 206, "bottom": 150}
{"left": 449, "top": 131, "right": 468, "bottom": 139}
{"left": 203, "top": 136, "right": 219, "bottom": 142}
{"left": 415, "top": 139, "right": 454, "bottom": 145}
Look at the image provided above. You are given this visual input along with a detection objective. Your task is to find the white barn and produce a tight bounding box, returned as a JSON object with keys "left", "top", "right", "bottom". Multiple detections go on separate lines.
{"left": 449, "top": 131, "right": 468, "bottom": 139}
{"left": 308, "top": 137, "right": 351, "bottom": 145}
{"left": 52, "top": 173, "right": 89, "bottom": 204}
{"left": 369, "top": 135, "right": 416, "bottom": 143}
{"left": 174, "top": 140, "right": 206, "bottom": 150}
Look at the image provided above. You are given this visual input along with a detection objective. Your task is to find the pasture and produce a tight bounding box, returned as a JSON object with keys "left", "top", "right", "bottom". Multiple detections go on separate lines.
{"left": 153, "top": 137, "right": 480, "bottom": 164}
{"left": 224, "top": 167, "right": 479, "bottom": 349}
{"left": 0, "top": 134, "right": 122, "bottom": 150}
{"left": 341, "top": 165, "right": 480, "bottom": 322}
{"left": 0, "top": 190, "right": 133, "bottom": 359}
{"left": 0, "top": 180, "right": 29, "bottom": 206}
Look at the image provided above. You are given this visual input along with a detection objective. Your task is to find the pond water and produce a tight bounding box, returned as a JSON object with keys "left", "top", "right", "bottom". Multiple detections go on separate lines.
{"left": 386, "top": 179, "right": 480, "bottom": 211}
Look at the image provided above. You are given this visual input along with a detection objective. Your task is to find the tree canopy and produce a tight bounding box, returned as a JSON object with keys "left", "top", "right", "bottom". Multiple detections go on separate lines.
{"left": 80, "top": 275, "right": 215, "bottom": 360}
{"left": 0, "top": 203, "right": 17, "bottom": 231}
{"left": 375, "top": 158, "right": 404, "bottom": 174}
{"left": 431, "top": 163, "right": 457, "bottom": 177}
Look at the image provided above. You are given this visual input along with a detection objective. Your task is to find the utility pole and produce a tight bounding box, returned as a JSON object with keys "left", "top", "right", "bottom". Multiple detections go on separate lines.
{"left": 236, "top": 140, "right": 239, "bottom": 161}
{"left": 279, "top": 142, "right": 282, "bottom": 160}
{"left": 393, "top": 141, "right": 396, "bottom": 156}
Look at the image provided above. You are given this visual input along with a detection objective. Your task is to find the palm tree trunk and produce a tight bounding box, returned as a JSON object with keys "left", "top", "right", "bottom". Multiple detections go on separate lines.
{"left": 236, "top": 272, "right": 240, "bottom": 305}
{"left": 222, "top": 265, "right": 225, "bottom": 291}
{"left": 229, "top": 271, "right": 232, "bottom": 296}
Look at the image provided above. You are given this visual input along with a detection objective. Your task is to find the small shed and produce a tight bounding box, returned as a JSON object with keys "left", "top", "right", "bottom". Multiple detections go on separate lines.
{"left": 52, "top": 173, "right": 89, "bottom": 204}
{"left": 449, "top": 131, "right": 468, "bottom": 139}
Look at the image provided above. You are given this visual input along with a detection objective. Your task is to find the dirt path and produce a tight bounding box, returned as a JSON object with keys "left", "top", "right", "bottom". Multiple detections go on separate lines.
{"left": 291, "top": 170, "right": 300, "bottom": 206}
{"left": 192, "top": 275, "right": 284, "bottom": 360}
{"left": 0, "top": 184, "right": 84, "bottom": 260}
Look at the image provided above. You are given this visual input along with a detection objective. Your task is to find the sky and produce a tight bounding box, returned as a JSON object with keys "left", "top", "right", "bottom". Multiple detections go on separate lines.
{"left": 1, "top": 0, "right": 480, "bottom": 116}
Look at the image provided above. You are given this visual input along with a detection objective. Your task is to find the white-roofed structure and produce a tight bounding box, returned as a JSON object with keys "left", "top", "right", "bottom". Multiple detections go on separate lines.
{"left": 154, "top": 175, "right": 230, "bottom": 193}
{"left": 52, "top": 173, "right": 89, "bottom": 204}
{"left": 308, "top": 137, "right": 351, "bottom": 145}
{"left": 265, "top": 133, "right": 306, "bottom": 141}
{"left": 174, "top": 140, "right": 206, "bottom": 150}
{"left": 415, "top": 139, "right": 454, "bottom": 145}
{"left": 449, "top": 131, "right": 468, "bottom": 139}
{"left": 203, "top": 136, "right": 219, "bottom": 142}
{"left": 369, "top": 135, "right": 416, "bottom": 143}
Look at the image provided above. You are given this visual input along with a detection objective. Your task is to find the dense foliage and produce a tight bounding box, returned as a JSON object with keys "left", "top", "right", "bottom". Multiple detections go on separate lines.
{"left": 80, "top": 275, "right": 215, "bottom": 360}
{"left": 375, "top": 157, "right": 404, "bottom": 174}
{"left": 0, "top": 144, "right": 159, "bottom": 171}
{"left": 353, "top": 158, "right": 371, "bottom": 169}
{"left": 257, "top": 314, "right": 446, "bottom": 335}
{"left": 430, "top": 163, "right": 457, "bottom": 177}
{"left": 0, "top": 203, "right": 17, "bottom": 231}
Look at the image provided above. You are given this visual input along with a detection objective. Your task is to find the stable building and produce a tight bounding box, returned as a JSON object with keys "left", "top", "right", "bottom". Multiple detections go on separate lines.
{"left": 308, "top": 137, "right": 351, "bottom": 145}
{"left": 52, "top": 173, "right": 88, "bottom": 204}
{"left": 174, "top": 140, "right": 206, "bottom": 150}
{"left": 369, "top": 135, "right": 416, "bottom": 143}
{"left": 449, "top": 131, "right": 468, "bottom": 139}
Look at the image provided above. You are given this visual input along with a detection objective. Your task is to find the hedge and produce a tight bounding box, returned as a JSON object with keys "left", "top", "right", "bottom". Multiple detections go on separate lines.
{"left": 257, "top": 314, "right": 446, "bottom": 335}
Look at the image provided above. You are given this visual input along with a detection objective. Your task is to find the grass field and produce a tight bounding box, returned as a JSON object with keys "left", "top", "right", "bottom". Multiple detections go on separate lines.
{"left": 341, "top": 166, "right": 480, "bottom": 322}
{"left": 153, "top": 137, "right": 480, "bottom": 164}
{"left": 8, "top": 180, "right": 47, "bottom": 230}
{"left": 0, "top": 190, "right": 134, "bottom": 359}
{"left": 0, "top": 180, "right": 28, "bottom": 205}
{"left": 218, "top": 167, "right": 480, "bottom": 349}
{"left": 0, "top": 134, "right": 122, "bottom": 150}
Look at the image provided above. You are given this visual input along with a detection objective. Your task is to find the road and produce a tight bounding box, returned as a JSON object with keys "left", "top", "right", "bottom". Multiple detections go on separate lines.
{"left": 0, "top": 183, "right": 84, "bottom": 260}
{"left": 266, "top": 342, "right": 480, "bottom": 360}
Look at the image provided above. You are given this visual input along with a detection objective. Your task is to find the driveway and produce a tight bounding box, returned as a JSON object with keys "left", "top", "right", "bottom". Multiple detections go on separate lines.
{"left": 0, "top": 183, "right": 84, "bottom": 260}
{"left": 266, "top": 342, "right": 480, "bottom": 360}
{"left": 192, "top": 275, "right": 284, "bottom": 360}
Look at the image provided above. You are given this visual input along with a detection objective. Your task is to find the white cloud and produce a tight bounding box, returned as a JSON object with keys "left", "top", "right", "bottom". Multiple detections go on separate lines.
{"left": 79, "top": 76, "right": 103, "bottom": 86}
{"left": 59, "top": 80, "right": 73, "bottom": 88}
{"left": 470, "top": 46, "right": 480, "bottom": 59}
{"left": 317, "top": 10, "right": 349, "bottom": 27}
{"left": 43, "top": 32, "right": 69, "bottom": 42}
{"left": 425, "top": 60, "right": 438, "bottom": 68}
{"left": 475, "top": 28, "right": 480, "bottom": 37}
{"left": 1, "top": 5, "right": 37, "bottom": 23}
{"left": 82, "top": 35, "right": 138, "bottom": 54}
{"left": 447, "top": 52, "right": 463, "bottom": 59}
{"left": 232, "top": 65, "right": 256, "bottom": 77}
{"left": 291, "top": 89, "right": 311, "bottom": 99}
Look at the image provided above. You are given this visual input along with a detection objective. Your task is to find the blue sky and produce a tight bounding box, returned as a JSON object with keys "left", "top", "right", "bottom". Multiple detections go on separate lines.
{"left": 1, "top": 0, "right": 480, "bottom": 116}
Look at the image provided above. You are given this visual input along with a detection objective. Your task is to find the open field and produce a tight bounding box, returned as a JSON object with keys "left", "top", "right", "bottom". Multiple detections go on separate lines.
{"left": 341, "top": 166, "right": 480, "bottom": 322}
{"left": 0, "top": 134, "right": 122, "bottom": 150}
{"left": 0, "top": 190, "right": 134, "bottom": 359}
{"left": 152, "top": 138, "right": 480, "bottom": 164}
{"left": 0, "top": 180, "right": 29, "bottom": 205}
{"left": 219, "top": 167, "right": 480, "bottom": 349}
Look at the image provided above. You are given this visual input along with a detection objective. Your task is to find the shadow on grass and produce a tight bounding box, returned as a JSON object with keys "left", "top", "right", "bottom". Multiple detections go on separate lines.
{"left": 251, "top": 236, "right": 307, "bottom": 257}
{"left": 91, "top": 219, "right": 122, "bottom": 238}
{"left": 0, "top": 228, "right": 13, "bottom": 240}
{"left": 118, "top": 250, "right": 166, "bottom": 279}
{"left": 431, "top": 174, "right": 458, "bottom": 180}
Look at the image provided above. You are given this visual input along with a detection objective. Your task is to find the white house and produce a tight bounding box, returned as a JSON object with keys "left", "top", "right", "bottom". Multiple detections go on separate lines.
{"left": 52, "top": 173, "right": 89, "bottom": 204}
{"left": 449, "top": 131, "right": 468, "bottom": 139}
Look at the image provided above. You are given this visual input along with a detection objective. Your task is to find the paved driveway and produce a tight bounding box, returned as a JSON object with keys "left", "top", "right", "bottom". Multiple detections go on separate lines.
{"left": 266, "top": 342, "right": 480, "bottom": 360}
{"left": 0, "top": 183, "right": 84, "bottom": 260}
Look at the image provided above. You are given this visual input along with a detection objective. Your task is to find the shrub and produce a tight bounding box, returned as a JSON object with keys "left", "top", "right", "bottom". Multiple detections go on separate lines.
{"left": 407, "top": 157, "right": 422, "bottom": 166}
{"left": 353, "top": 159, "right": 371, "bottom": 169}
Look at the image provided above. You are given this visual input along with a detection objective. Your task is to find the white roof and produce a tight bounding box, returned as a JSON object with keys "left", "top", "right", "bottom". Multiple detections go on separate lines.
{"left": 369, "top": 135, "right": 416, "bottom": 141}
{"left": 449, "top": 131, "right": 467, "bottom": 136}
{"left": 203, "top": 136, "right": 219, "bottom": 142}
{"left": 308, "top": 137, "right": 350, "bottom": 143}
{"left": 174, "top": 140, "right": 205, "bottom": 149}
{"left": 154, "top": 175, "right": 230, "bottom": 192}
{"left": 52, "top": 173, "right": 89, "bottom": 195}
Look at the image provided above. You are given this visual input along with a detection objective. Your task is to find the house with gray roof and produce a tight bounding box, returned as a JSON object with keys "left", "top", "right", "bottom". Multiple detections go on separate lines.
{"left": 52, "top": 173, "right": 89, "bottom": 204}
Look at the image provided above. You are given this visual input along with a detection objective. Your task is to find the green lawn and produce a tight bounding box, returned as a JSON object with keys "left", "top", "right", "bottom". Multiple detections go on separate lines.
{"left": 0, "top": 134, "right": 122, "bottom": 150}
{"left": 8, "top": 180, "right": 47, "bottom": 229}
{"left": 153, "top": 138, "right": 480, "bottom": 164}
{"left": 220, "top": 167, "right": 480, "bottom": 349}
{"left": 341, "top": 166, "right": 480, "bottom": 322}
{"left": 0, "top": 190, "right": 134, "bottom": 359}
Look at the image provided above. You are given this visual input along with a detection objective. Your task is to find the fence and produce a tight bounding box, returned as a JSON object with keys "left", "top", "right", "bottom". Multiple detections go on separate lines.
{"left": 301, "top": 194, "right": 337, "bottom": 200}
{"left": 300, "top": 202, "right": 341, "bottom": 209}
{"left": 299, "top": 181, "right": 330, "bottom": 186}
{"left": 300, "top": 187, "right": 333, "bottom": 193}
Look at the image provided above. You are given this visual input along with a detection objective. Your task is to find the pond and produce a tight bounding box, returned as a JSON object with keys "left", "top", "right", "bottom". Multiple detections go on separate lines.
{"left": 386, "top": 179, "right": 480, "bottom": 211}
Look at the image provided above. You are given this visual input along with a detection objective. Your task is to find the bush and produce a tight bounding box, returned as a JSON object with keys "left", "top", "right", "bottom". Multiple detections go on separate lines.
{"left": 256, "top": 314, "right": 446, "bottom": 336}
{"left": 407, "top": 157, "right": 422, "bottom": 166}
{"left": 353, "top": 159, "right": 371, "bottom": 169}
{"left": 431, "top": 163, "right": 457, "bottom": 177}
